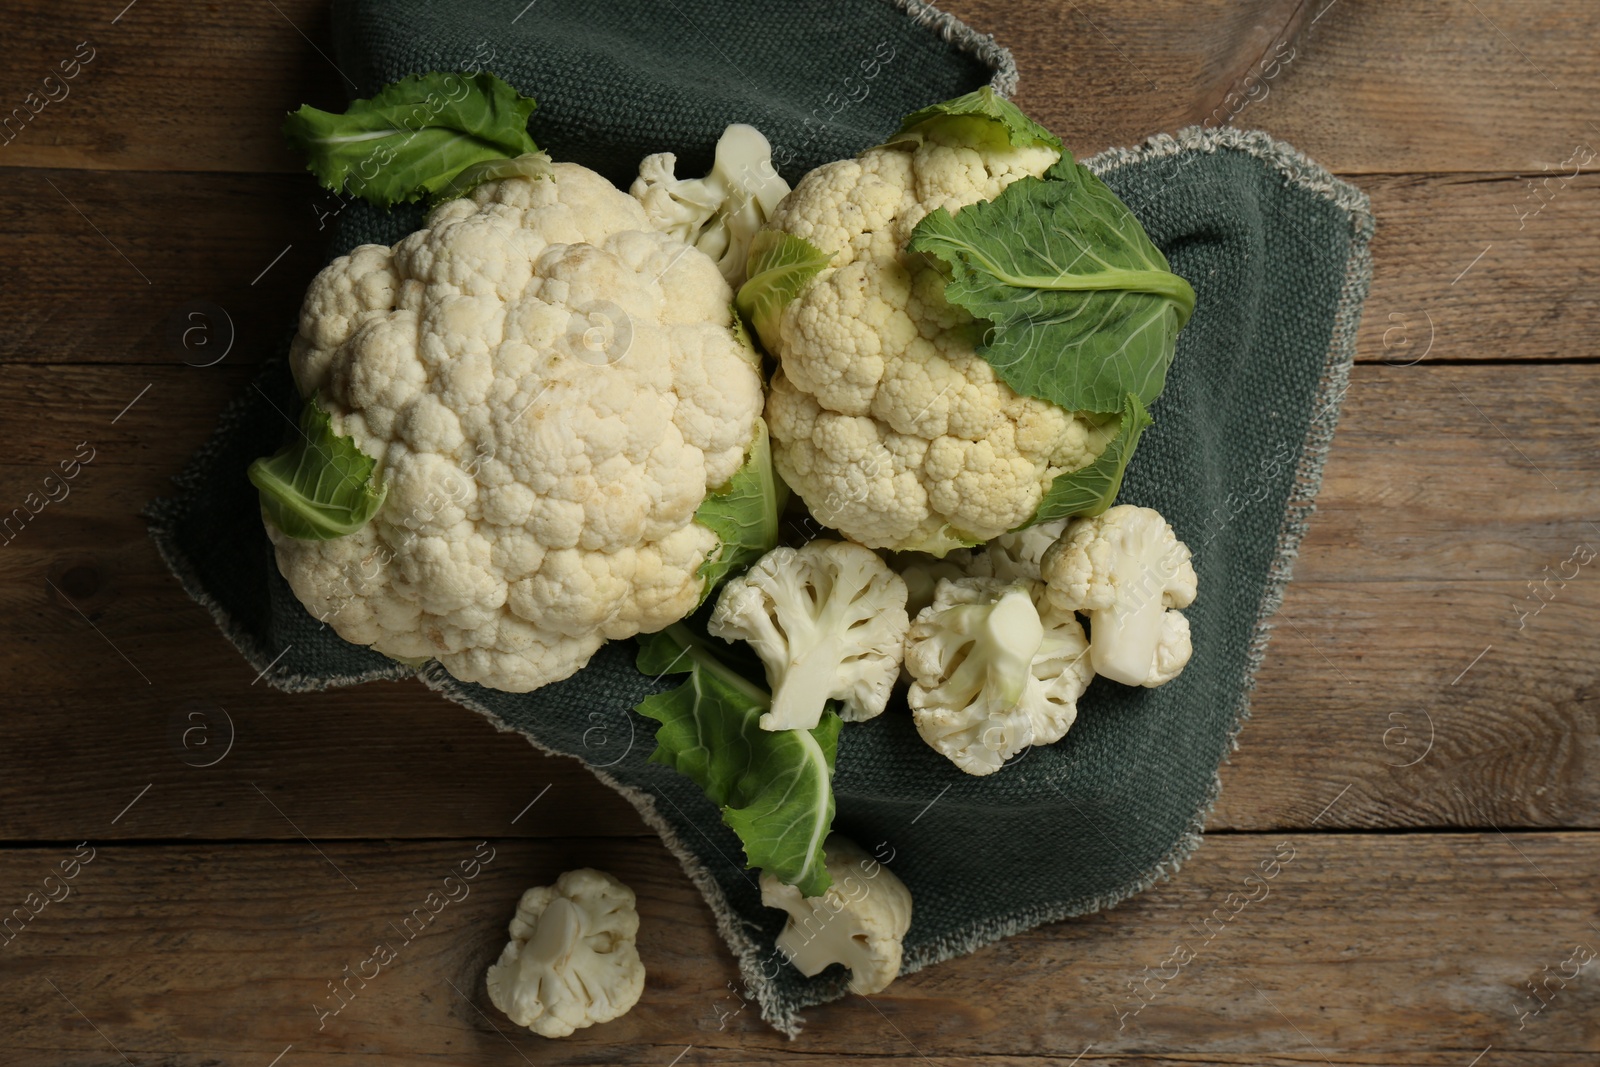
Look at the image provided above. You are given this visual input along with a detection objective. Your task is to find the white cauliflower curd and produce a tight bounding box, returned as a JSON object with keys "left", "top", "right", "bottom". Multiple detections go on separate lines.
{"left": 486, "top": 868, "right": 646, "bottom": 1037}
{"left": 267, "top": 161, "right": 765, "bottom": 692}
{"left": 756, "top": 124, "right": 1114, "bottom": 554}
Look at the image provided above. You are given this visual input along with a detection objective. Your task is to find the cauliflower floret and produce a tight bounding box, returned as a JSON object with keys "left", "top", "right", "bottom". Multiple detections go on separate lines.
{"left": 630, "top": 123, "right": 791, "bottom": 286}
{"left": 1040, "top": 505, "right": 1198, "bottom": 687}
{"left": 968, "top": 518, "right": 1068, "bottom": 583}
{"left": 904, "top": 577, "right": 1095, "bottom": 776}
{"left": 708, "top": 540, "right": 909, "bottom": 731}
{"left": 268, "top": 162, "right": 764, "bottom": 693}
{"left": 761, "top": 127, "right": 1110, "bottom": 552}
{"left": 485, "top": 868, "right": 645, "bottom": 1038}
{"left": 760, "top": 836, "right": 913, "bottom": 995}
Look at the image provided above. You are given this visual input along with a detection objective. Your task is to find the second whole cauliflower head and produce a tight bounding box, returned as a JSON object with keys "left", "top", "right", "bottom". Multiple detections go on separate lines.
{"left": 270, "top": 163, "right": 765, "bottom": 692}
{"left": 760, "top": 127, "right": 1115, "bottom": 554}
{"left": 485, "top": 868, "right": 646, "bottom": 1038}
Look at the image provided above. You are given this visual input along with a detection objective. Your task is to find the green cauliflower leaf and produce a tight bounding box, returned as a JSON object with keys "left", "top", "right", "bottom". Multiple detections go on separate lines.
{"left": 248, "top": 395, "right": 387, "bottom": 540}
{"left": 1028, "top": 392, "right": 1152, "bottom": 525}
{"left": 908, "top": 154, "right": 1195, "bottom": 415}
{"left": 635, "top": 625, "right": 839, "bottom": 896}
{"left": 694, "top": 418, "right": 786, "bottom": 601}
{"left": 283, "top": 71, "right": 540, "bottom": 207}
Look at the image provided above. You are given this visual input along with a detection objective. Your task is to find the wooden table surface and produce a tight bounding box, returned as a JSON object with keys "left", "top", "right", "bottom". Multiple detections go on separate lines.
{"left": 3, "top": 1, "right": 1597, "bottom": 1063}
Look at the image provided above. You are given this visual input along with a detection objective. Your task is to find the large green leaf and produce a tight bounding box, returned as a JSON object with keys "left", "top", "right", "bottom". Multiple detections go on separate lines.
{"left": 693, "top": 418, "right": 785, "bottom": 601}
{"left": 283, "top": 72, "right": 540, "bottom": 207}
{"left": 887, "top": 85, "right": 1062, "bottom": 152}
{"left": 1027, "top": 392, "right": 1152, "bottom": 525}
{"left": 635, "top": 626, "right": 839, "bottom": 896}
{"left": 248, "top": 395, "right": 387, "bottom": 540}
{"left": 908, "top": 156, "right": 1196, "bottom": 414}
{"left": 735, "top": 230, "right": 834, "bottom": 354}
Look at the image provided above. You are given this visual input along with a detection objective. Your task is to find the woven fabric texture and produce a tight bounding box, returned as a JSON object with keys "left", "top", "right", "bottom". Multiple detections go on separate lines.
{"left": 145, "top": 0, "right": 1373, "bottom": 1035}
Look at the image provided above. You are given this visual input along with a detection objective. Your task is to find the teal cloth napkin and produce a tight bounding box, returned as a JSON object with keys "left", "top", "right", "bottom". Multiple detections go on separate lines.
{"left": 147, "top": 0, "right": 1372, "bottom": 1034}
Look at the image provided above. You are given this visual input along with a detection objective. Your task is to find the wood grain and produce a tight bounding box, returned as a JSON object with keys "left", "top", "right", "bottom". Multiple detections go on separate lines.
{"left": 3, "top": 835, "right": 1595, "bottom": 1063}
{"left": 945, "top": 0, "right": 1600, "bottom": 174}
{"left": 2, "top": 0, "right": 1597, "bottom": 1060}
{"left": 0, "top": 170, "right": 334, "bottom": 365}
{"left": 4, "top": 1, "right": 1597, "bottom": 176}
{"left": 1241, "top": 0, "right": 1600, "bottom": 176}
{"left": 5, "top": 169, "right": 1594, "bottom": 367}
{"left": 1, "top": 570, "right": 1593, "bottom": 842}
{"left": 2, "top": 363, "right": 1594, "bottom": 580}
{"left": 0, "top": 363, "right": 1594, "bottom": 841}
{"left": 0, "top": 0, "right": 342, "bottom": 173}
{"left": 1348, "top": 173, "right": 1600, "bottom": 366}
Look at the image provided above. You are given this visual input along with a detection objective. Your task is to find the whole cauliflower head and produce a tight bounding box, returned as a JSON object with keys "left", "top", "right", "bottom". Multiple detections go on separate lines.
{"left": 760, "top": 128, "right": 1114, "bottom": 553}
{"left": 485, "top": 868, "right": 646, "bottom": 1038}
{"left": 268, "top": 163, "right": 764, "bottom": 692}
{"left": 1041, "top": 505, "right": 1197, "bottom": 687}
{"left": 905, "top": 576, "right": 1094, "bottom": 775}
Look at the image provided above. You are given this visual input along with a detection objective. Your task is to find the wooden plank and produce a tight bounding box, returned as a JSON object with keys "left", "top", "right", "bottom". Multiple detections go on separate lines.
{"left": 1241, "top": 0, "right": 1600, "bottom": 176}
{"left": 4, "top": 1, "right": 1595, "bottom": 177}
{"left": 0, "top": 363, "right": 1594, "bottom": 840}
{"left": 1, "top": 569, "right": 1592, "bottom": 841}
{"left": 5, "top": 169, "right": 1594, "bottom": 367}
{"left": 0, "top": 0, "right": 341, "bottom": 173}
{"left": 1213, "top": 578, "right": 1600, "bottom": 831}
{"left": 948, "top": 0, "right": 1600, "bottom": 174}
{"left": 0, "top": 170, "right": 334, "bottom": 366}
{"left": 1292, "top": 363, "right": 1600, "bottom": 583}
{"left": 1, "top": 834, "right": 1594, "bottom": 1062}
{"left": 1349, "top": 173, "right": 1600, "bottom": 366}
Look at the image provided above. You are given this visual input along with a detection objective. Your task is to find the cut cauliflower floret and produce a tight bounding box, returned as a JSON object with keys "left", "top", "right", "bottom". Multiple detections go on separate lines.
{"left": 708, "top": 541, "right": 910, "bottom": 731}
{"left": 760, "top": 836, "right": 913, "bottom": 995}
{"left": 1040, "top": 505, "right": 1198, "bottom": 687}
{"left": 904, "top": 577, "right": 1095, "bottom": 776}
{"left": 760, "top": 129, "right": 1110, "bottom": 552}
{"left": 629, "top": 123, "right": 791, "bottom": 287}
{"left": 970, "top": 518, "right": 1068, "bottom": 583}
{"left": 267, "top": 162, "right": 764, "bottom": 693}
{"left": 485, "top": 868, "right": 645, "bottom": 1038}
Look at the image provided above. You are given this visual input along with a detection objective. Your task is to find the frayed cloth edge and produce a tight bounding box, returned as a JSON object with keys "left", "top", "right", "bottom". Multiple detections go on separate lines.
{"left": 884, "top": 0, "right": 1020, "bottom": 96}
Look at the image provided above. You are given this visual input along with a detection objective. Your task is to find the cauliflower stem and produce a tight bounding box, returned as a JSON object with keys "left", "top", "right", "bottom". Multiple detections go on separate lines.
{"left": 920, "top": 586, "right": 1042, "bottom": 713}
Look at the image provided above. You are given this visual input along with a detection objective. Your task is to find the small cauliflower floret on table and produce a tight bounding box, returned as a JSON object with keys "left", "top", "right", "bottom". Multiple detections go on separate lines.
{"left": 761, "top": 835, "right": 912, "bottom": 995}
{"left": 267, "top": 161, "right": 765, "bottom": 693}
{"left": 485, "top": 868, "right": 645, "bottom": 1038}
{"left": 708, "top": 540, "right": 910, "bottom": 731}
{"left": 1040, "top": 505, "right": 1197, "bottom": 687}
{"left": 753, "top": 118, "right": 1115, "bottom": 554}
{"left": 904, "top": 576, "right": 1094, "bottom": 776}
